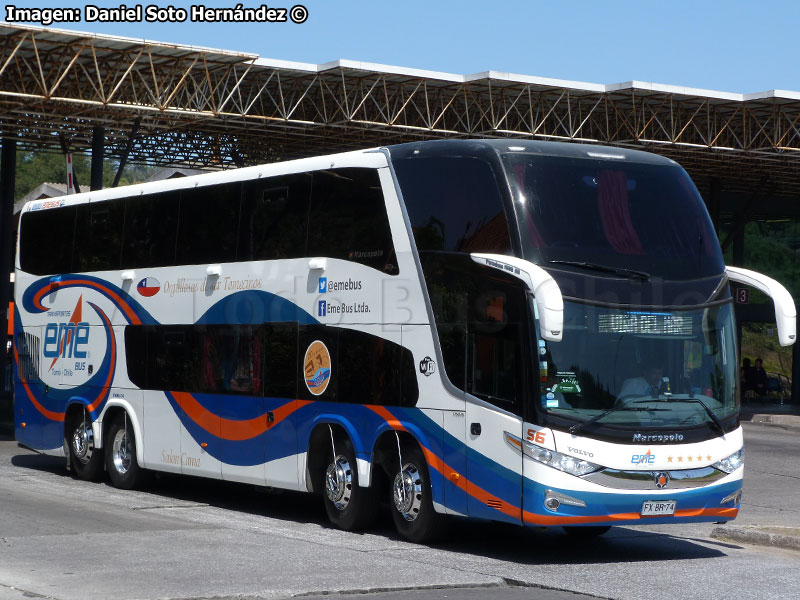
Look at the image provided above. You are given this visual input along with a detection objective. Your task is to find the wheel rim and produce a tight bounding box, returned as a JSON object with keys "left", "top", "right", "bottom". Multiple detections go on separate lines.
{"left": 393, "top": 462, "right": 423, "bottom": 522}
{"left": 111, "top": 427, "right": 131, "bottom": 475}
{"left": 325, "top": 454, "right": 353, "bottom": 510}
{"left": 71, "top": 421, "right": 94, "bottom": 465}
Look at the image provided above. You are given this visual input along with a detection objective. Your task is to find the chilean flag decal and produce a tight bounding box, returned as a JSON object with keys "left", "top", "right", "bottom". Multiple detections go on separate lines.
{"left": 136, "top": 277, "right": 160, "bottom": 297}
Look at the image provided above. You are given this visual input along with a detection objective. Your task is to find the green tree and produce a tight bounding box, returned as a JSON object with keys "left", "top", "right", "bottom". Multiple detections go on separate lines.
{"left": 14, "top": 151, "right": 156, "bottom": 201}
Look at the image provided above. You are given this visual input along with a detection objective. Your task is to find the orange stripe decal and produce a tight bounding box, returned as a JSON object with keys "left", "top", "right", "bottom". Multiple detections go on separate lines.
{"left": 87, "top": 308, "right": 116, "bottom": 413}
{"left": 170, "top": 392, "right": 312, "bottom": 441}
{"left": 366, "top": 405, "right": 408, "bottom": 432}
{"left": 33, "top": 279, "right": 141, "bottom": 325}
{"left": 367, "top": 404, "right": 521, "bottom": 521}
{"left": 523, "top": 506, "right": 739, "bottom": 526}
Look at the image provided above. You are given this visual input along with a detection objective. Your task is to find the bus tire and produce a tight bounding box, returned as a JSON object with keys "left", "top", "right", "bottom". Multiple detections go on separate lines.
{"left": 105, "top": 413, "right": 144, "bottom": 490}
{"left": 563, "top": 525, "right": 611, "bottom": 537}
{"left": 322, "top": 437, "right": 376, "bottom": 531}
{"left": 390, "top": 443, "right": 443, "bottom": 543}
{"left": 67, "top": 409, "right": 103, "bottom": 481}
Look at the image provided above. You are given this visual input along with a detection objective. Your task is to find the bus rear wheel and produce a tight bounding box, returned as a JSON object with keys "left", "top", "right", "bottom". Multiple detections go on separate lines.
{"left": 67, "top": 409, "right": 103, "bottom": 481}
{"left": 322, "top": 437, "right": 376, "bottom": 531}
{"left": 389, "top": 443, "right": 443, "bottom": 543}
{"left": 105, "top": 413, "right": 144, "bottom": 490}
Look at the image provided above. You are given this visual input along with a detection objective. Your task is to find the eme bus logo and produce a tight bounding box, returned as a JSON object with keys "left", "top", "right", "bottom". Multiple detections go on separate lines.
{"left": 43, "top": 297, "right": 90, "bottom": 369}
{"left": 631, "top": 449, "right": 656, "bottom": 465}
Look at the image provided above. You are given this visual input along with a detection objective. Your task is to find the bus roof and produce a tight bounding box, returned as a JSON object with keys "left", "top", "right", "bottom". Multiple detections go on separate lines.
{"left": 19, "top": 139, "right": 678, "bottom": 215}
{"left": 386, "top": 139, "right": 679, "bottom": 166}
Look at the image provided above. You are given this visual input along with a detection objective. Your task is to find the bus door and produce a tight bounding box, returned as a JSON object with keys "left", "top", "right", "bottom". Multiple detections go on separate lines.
{"left": 464, "top": 397, "right": 523, "bottom": 524}
{"left": 220, "top": 323, "right": 299, "bottom": 487}
{"left": 463, "top": 288, "right": 526, "bottom": 524}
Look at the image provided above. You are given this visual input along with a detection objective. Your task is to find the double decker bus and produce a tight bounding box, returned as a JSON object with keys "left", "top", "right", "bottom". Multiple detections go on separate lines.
{"left": 13, "top": 140, "right": 796, "bottom": 542}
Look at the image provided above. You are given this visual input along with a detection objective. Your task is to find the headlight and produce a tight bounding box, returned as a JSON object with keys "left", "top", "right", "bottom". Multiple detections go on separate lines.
{"left": 713, "top": 447, "right": 744, "bottom": 473}
{"left": 524, "top": 442, "right": 601, "bottom": 476}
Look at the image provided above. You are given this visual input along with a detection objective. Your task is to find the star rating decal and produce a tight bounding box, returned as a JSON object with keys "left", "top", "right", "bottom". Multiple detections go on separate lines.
{"left": 666, "top": 455, "right": 714, "bottom": 465}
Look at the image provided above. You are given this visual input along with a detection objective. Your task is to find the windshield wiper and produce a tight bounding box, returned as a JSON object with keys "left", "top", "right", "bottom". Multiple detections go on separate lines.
{"left": 631, "top": 397, "right": 725, "bottom": 434}
{"left": 547, "top": 260, "right": 650, "bottom": 281}
{"left": 568, "top": 406, "right": 669, "bottom": 435}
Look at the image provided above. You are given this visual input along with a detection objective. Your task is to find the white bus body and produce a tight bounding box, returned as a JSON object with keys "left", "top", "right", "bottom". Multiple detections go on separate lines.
{"left": 14, "top": 140, "right": 794, "bottom": 541}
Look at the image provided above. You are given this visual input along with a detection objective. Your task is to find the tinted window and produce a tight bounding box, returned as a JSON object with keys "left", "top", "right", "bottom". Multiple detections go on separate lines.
{"left": 393, "top": 156, "right": 512, "bottom": 254}
{"left": 74, "top": 201, "right": 124, "bottom": 272}
{"left": 307, "top": 169, "right": 398, "bottom": 274}
{"left": 20, "top": 205, "right": 76, "bottom": 275}
{"left": 239, "top": 174, "right": 311, "bottom": 261}
{"left": 337, "top": 328, "right": 418, "bottom": 406}
{"left": 176, "top": 183, "right": 241, "bottom": 265}
{"left": 262, "top": 323, "right": 298, "bottom": 398}
{"left": 421, "top": 253, "right": 527, "bottom": 414}
{"left": 505, "top": 155, "right": 724, "bottom": 279}
{"left": 126, "top": 324, "right": 271, "bottom": 396}
{"left": 122, "top": 192, "right": 179, "bottom": 269}
{"left": 297, "top": 324, "right": 418, "bottom": 406}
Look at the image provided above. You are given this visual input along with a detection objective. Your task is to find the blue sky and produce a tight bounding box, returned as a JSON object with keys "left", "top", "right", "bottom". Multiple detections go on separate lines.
{"left": 9, "top": 0, "right": 799, "bottom": 93}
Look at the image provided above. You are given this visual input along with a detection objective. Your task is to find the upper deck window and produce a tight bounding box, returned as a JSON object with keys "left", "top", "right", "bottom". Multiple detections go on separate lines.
{"left": 18, "top": 168, "right": 398, "bottom": 276}
{"left": 307, "top": 168, "right": 399, "bottom": 274}
{"left": 504, "top": 155, "right": 724, "bottom": 279}
{"left": 393, "top": 156, "right": 512, "bottom": 254}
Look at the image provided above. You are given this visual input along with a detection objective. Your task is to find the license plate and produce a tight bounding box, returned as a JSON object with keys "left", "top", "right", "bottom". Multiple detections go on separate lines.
{"left": 641, "top": 500, "right": 676, "bottom": 516}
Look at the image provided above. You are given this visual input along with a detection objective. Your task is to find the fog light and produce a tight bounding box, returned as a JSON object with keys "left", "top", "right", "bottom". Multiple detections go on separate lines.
{"left": 544, "top": 490, "right": 586, "bottom": 512}
{"left": 545, "top": 497, "right": 560, "bottom": 511}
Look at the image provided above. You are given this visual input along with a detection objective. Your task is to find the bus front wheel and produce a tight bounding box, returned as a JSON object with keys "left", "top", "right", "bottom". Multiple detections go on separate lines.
{"left": 67, "top": 409, "right": 103, "bottom": 481}
{"left": 105, "top": 413, "right": 144, "bottom": 490}
{"left": 322, "top": 437, "right": 376, "bottom": 531}
{"left": 390, "top": 444, "right": 443, "bottom": 543}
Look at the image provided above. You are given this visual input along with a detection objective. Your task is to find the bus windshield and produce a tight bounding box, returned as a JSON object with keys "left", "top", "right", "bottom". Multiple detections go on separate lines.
{"left": 538, "top": 300, "right": 738, "bottom": 428}
{"left": 503, "top": 154, "right": 724, "bottom": 280}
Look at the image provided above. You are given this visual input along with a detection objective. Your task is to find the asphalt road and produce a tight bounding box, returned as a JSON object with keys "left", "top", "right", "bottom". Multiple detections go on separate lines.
{"left": 1, "top": 422, "right": 799, "bottom": 600}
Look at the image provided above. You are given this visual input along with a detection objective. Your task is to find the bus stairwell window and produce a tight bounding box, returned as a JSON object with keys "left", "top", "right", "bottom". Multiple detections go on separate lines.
{"left": 307, "top": 169, "right": 398, "bottom": 274}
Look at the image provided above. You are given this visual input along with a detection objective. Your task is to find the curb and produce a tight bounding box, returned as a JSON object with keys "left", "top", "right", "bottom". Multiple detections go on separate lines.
{"left": 748, "top": 413, "right": 800, "bottom": 425}
{"left": 711, "top": 526, "right": 800, "bottom": 552}
{"left": 743, "top": 417, "right": 800, "bottom": 431}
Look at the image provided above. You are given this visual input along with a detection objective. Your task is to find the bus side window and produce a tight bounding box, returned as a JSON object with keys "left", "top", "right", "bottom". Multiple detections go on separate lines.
{"left": 74, "top": 202, "right": 124, "bottom": 272}
{"left": 420, "top": 253, "right": 526, "bottom": 416}
{"left": 177, "top": 183, "right": 241, "bottom": 265}
{"left": 393, "top": 156, "right": 512, "bottom": 255}
{"left": 307, "top": 169, "right": 399, "bottom": 274}
{"left": 20, "top": 205, "right": 77, "bottom": 275}
{"left": 239, "top": 174, "right": 311, "bottom": 261}
{"left": 124, "top": 325, "right": 148, "bottom": 388}
{"left": 122, "top": 192, "right": 180, "bottom": 269}
{"left": 336, "top": 328, "right": 418, "bottom": 407}
{"left": 262, "top": 323, "right": 298, "bottom": 399}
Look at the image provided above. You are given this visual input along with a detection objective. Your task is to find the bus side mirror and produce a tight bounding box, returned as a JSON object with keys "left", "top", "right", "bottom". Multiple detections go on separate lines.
{"left": 471, "top": 253, "right": 563, "bottom": 342}
{"left": 726, "top": 266, "right": 796, "bottom": 346}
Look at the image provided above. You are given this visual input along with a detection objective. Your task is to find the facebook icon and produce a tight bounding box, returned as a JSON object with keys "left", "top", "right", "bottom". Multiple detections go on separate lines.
{"left": 318, "top": 300, "right": 327, "bottom": 317}
{"left": 318, "top": 277, "right": 328, "bottom": 293}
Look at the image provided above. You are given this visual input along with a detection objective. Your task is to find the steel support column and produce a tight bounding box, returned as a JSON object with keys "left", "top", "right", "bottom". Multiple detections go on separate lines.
{"left": 0, "top": 136, "right": 16, "bottom": 428}
{"left": 90, "top": 126, "right": 104, "bottom": 191}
